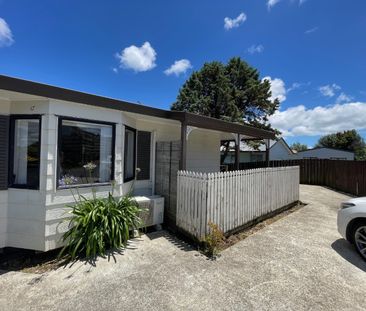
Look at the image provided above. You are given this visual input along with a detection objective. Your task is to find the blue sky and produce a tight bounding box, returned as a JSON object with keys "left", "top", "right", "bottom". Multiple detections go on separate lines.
{"left": 1, "top": 0, "right": 366, "bottom": 146}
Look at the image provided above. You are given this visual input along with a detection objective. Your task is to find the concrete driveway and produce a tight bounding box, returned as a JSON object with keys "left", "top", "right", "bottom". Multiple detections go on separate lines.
{"left": 1, "top": 185, "right": 366, "bottom": 311}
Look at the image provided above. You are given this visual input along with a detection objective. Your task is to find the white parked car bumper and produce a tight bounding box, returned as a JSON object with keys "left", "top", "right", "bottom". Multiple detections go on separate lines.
{"left": 337, "top": 201, "right": 366, "bottom": 242}
{"left": 337, "top": 208, "right": 350, "bottom": 240}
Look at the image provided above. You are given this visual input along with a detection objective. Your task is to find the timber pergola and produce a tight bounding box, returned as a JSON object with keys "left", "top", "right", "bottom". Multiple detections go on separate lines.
{"left": 168, "top": 111, "right": 276, "bottom": 170}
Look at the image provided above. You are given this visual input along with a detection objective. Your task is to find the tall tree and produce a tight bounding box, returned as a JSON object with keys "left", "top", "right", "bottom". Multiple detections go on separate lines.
{"left": 316, "top": 130, "right": 366, "bottom": 160}
{"left": 171, "top": 58, "right": 280, "bottom": 160}
{"left": 290, "top": 142, "right": 308, "bottom": 152}
{"left": 171, "top": 57, "right": 279, "bottom": 130}
{"left": 171, "top": 61, "right": 241, "bottom": 122}
{"left": 224, "top": 57, "right": 278, "bottom": 129}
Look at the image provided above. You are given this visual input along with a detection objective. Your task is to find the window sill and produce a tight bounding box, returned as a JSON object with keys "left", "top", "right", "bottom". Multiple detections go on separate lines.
{"left": 57, "top": 182, "right": 112, "bottom": 190}
{"left": 8, "top": 186, "right": 40, "bottom": 190}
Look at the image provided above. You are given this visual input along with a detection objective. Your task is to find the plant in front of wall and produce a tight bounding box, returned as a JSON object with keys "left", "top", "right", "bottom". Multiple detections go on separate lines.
{"left": 59, "top": 192, "right": 144, "bottom": 260}
{"left": 59, "top": 162, "right": 145, "bottom": 260}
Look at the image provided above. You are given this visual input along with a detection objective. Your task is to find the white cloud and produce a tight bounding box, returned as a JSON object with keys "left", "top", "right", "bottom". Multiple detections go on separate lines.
{"left": 247, "top": 44, "right": 264, "bottom": 54}
{"left": 268, "top": 0, "right": 307, "bottom": 10}
{"left": 287, "top": 82, "right": 301, "bottom": 92}
{"left": 115, "top": 42, "right": 157, "bottom": 72}
{"left": 305, "top": 27, "right": 318, "bottom": 34}
{"left": 319, "top": 83, "right": 341, "bottom": 97}
{"left": 112, "top": 67, "right": 118, "bottom": 73}
{"left": 336, "top": 92, "right": 353, "bottom": 104}
{"left": 267, "top": 0, "right": 281, "bottom": 9}
{"left": 262, "top": 76, "right": 287, "bottom": 102}
{"left": 224, "top": 13, "right": 247, "bottom": 30}
{"left": 269, "top": 102, "right": 366, "bottom": 137}
{"left": 0, "top": 18, "right": 14, "bottom": 47}
{"left": 164, "top": 59, "right": 192, "bottom": 76}
{"left": 287, "top": 81, "right": 311, "bottom": 93}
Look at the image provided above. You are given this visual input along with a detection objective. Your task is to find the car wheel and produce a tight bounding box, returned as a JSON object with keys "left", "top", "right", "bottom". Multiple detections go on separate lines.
{"left": 352, "top": 221, "right": 366, "bottom": 261}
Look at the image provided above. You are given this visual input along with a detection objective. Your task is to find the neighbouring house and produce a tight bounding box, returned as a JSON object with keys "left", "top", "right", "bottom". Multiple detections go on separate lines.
{"left": 294, "top": 147, "right": 354, "bottom": 160}
{"left": 0, "top": 75, "right": 275, "bottom": 251}
{"left": 222, "top": 138, "right": 295, "bottom": 164}
{"left": 222, "top": 138, "right": 355, "bottom": 165}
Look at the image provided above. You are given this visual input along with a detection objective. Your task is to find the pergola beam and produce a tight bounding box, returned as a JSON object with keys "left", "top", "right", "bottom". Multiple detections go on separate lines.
{"left": 265, "top": 139, "right": 270, "bottom": 167}
{"left": 180, "top": 121, "right": 187, "bottom": 170}
{"left": 235, "top": 133, "right": 240, "bottom": 170}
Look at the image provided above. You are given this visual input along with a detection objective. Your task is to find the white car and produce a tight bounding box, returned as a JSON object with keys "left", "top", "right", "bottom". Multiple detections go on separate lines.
{"left": 337, "top": 198, "right": 366, "bottom": 260}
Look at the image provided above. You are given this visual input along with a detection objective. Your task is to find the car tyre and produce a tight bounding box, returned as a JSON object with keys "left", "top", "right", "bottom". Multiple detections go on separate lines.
{"left": 351, "top": 220, "right": 366, "bottom": 261}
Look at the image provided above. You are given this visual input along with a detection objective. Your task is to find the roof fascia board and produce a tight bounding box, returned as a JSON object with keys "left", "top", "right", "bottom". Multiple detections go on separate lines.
{"left": 0, "top": 75, "right": 169, "bottom": 119}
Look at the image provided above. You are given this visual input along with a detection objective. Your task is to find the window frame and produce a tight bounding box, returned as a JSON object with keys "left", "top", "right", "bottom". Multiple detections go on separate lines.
{"left": 57, "top": 116, "right": 116, "bottom": 189}
{"left": 8, "top": 114, "right": 42, "bottom": 190}
{"left": 123, "top": 125, "right": 137, "bottom": 183}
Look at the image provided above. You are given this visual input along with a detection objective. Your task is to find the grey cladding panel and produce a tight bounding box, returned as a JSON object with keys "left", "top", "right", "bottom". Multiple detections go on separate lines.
{"left": 155, "top": 141, "right": 181, "bottom": 227}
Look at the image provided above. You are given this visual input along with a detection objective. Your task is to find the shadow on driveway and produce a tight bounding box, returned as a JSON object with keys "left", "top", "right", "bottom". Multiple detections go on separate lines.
{"left": 331, "top": 239, "right": 366, "bottom": 272}
{"left": 146, "top": 230, "right": 195, "bottom": 252}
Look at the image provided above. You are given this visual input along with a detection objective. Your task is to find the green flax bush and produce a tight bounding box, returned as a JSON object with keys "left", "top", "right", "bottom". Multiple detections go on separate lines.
{"left": 60, "top": 193, "right": 143, "bottom": 259}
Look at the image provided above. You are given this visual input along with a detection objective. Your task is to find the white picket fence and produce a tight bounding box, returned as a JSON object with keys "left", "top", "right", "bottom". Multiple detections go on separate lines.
{"left": 176, "top": 166, "right": 299, "bottom": 240}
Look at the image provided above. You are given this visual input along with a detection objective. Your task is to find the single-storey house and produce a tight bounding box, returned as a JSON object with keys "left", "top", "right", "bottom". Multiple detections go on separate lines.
{"left": 222, "top": 138, "right": 295, "bottom": 164}
{"left": 222, "top": 138, "right": 355, "bottom": 164}
{"left": 294, "top": 147, "right": 354, "bottom": 160}
{"left": 0, "top": 75, "right": 275, "bottom": 251}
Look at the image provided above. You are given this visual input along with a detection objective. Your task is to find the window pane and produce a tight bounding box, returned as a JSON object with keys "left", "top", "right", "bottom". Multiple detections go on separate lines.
{"left": 12, "top": 119, "right": 40, "bottom": 188}
{"left": 59, "top": 120, "right": 113, "bottom": 186}
{"left": 124, "top": 128, "right": 136, "bottom": 181}
{"left": 136, "top": 131, "right": 151, "bottom": 180}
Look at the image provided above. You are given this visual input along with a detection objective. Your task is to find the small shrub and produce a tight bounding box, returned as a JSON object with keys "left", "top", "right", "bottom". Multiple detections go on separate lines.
{"left": 204, "top": 222, "right": 225, "bottom": 258}
{"left": 59, "top": 193, "right": 144, "bottom": 260}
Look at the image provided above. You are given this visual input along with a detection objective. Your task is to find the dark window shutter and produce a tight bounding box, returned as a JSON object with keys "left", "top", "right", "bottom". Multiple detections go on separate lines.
{"left": 136, "top": 131, "right": 151, "bottom": 180}
{"left": 0, "top": 115, "right": 9, "bottom": 190}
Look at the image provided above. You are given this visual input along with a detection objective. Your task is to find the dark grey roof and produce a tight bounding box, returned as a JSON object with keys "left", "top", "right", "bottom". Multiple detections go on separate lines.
{"left": 0, "top": 75, "right": 275, "bottom": 140}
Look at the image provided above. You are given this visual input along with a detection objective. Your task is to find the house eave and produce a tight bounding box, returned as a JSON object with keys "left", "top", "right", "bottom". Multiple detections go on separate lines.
{"left": 169, "top": 111, "right": 275, "bottom": 140}
{"left": 0, "top": 74, "right": 276, "bottom": 140}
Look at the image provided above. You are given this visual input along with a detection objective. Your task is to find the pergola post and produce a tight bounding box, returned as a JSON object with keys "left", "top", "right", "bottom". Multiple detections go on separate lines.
{"left": 235, "top": 133, "right": 240, "bottom": 170}
{"left": 180, "top": 121, "right": 187, "bottom": 170}
{"left": 265, "top": 139, "right": 270, "bottom": 167}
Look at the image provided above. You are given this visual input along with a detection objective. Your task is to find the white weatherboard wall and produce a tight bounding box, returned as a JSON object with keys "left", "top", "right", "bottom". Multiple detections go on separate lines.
{"left": 186, "top": 129, "right": 221, "bottom": 173}
{"left": 0, "top": 191, "right": 7, "bottom": 248}
{"left": 0, "top": 99, "right": 10, "bottom": 248}
{"left": 269, "top": 140, "right": 294, "bottom": 160}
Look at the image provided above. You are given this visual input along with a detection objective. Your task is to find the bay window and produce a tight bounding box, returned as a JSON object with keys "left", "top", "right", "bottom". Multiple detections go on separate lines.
{"left": 58, "top": 118, "right": 114, "bottom": 187}
{"left": 9, "top": 116, "right": 41, "bottom": 189}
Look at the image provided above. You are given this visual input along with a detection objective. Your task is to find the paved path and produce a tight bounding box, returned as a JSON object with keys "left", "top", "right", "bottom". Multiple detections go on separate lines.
{"left": 1, "top": 185, "right": 366, "bottom": 311}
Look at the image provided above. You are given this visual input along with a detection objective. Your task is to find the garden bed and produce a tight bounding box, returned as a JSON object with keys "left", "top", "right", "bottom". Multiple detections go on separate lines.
{"left": 0, "top": 248, "right": 65, "bottom": 274}
{"left": 201, "top": 202, "right": 306, "bottom": 257}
